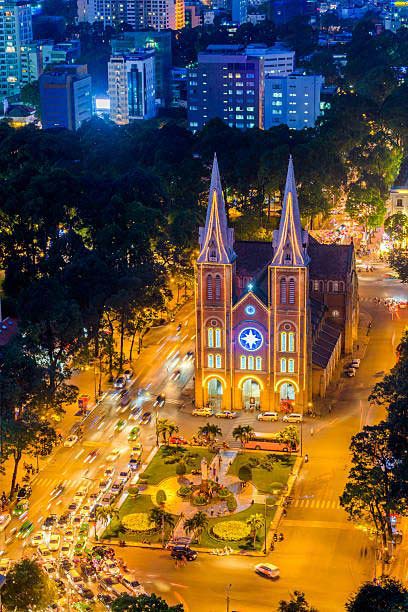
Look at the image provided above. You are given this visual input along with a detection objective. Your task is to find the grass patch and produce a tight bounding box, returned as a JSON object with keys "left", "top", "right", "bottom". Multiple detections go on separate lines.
{"left": 102, "top": 494, "right": 177, "bottom": 544}
{"left": 141, "top": 446, "right": 216, "bottom": 485}
{"left": 228, "top": 451, "right": 295, "bottom": 494}
{"left": 197, "top": 503, "right": 276, "bottom": 551}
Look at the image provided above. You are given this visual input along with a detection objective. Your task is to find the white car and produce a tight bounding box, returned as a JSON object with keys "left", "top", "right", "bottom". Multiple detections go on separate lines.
{"left": 123, "top": 369, "right": 134, "bottom": 380}
{"left": 255, "top": 563, "right": 280, "bottom": 580}
{"left": 282, "top": 413, "right": 303, "bottom": 423}
{"left": 64, "top": 529, "right": 75, "bottom": 543}
{"left": 64, "top": 434, "right": 79, "bottom": 448}
{"left": 106, "top": 448, "right": 121, "bottom": 463}
{"left": 31, "top": 532, "right": 44, "bottom": 547}
{"left": 48, "top": 534, "right": 60, "bottom": 551}
{"left": 351, "top": 358, "right": 361, "bottom": 369}
{"left": 345, "top": 367, "right": 356, "bottom": 377}
{"left": 114, "top": 376, "right": 126, "bottom": 389}
{"left": 0, "top": 514, "right": 11, "bottom": 532}
{"left": 257, "top": 411, "right": 279, "bottom": 422}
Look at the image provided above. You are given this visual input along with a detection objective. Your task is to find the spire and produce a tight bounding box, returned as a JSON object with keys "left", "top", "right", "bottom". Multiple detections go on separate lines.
{"left": 197, "top": 154, "right": 235, "bottom": 264}
{"left": 271, "top": 156, "right": 309, "bottom": 267}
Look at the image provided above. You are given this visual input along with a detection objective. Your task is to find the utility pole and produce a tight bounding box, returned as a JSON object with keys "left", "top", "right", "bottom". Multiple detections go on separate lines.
{"left": 225, "top": 584, "right": 232, "bottom": 612}
{"left": 263, "top": 498, "right": 267, "bottom": 555}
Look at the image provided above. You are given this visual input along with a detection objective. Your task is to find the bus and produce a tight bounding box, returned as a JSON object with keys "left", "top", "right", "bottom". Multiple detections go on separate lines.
{"left": 244, "top": 432, "right": 298, "bottom": 453}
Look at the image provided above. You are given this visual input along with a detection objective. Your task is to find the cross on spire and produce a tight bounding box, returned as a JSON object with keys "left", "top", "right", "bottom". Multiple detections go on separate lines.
{"left": 198, "top": 153, "right": 235, "bottom": 264}
{"left": 271, "top": 156, "right": 309, "bottom": 267}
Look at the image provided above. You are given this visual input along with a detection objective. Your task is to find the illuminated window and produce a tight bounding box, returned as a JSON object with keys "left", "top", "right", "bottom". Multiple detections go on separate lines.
{"left": 215, "top": 328, "right": 221, "bottom": 348}
{"left": 207, "top": 275, "right": 213, "bottom": 300}
{"left": 215, "top": 354, "right": 222, "bottom": 368}
{"left": 208, "top": 328, "right": 214, "bottom": 348}
{"left": 240, "top": 355, "right": 246, "bottom": 369}
{"left": 289, "top": 278, "right": 295, "bottom": 304}
{"left": 313, "top": 280, "right": 319, "bottom": 291}
{"left": 280, "top": 358, "right": 287, "bottom": 372}
{"left": 280, "top": 278, "right": 287, "bottom": 304}
{"left": 208, "top": 353, "right": 214, "bottom": 368}
{"left": 332, "top": 309, "right": 340, "bottom": 318}
{"left": 288, "top": 358, "right": 295, "bottom": 373}
{"left": 280, "top": 332, "right": 287, "bottom": 352}
{"left": 215, "top": 274, "right": 221, "bottom": 300}
{"left": 248, "top": 356, "right": 254, "bottom": 369}
{"left": 333, "top": 281, "right": 339, "bottom": 292}
{"left": 255, "top": 357, "right": 262, "bottom": 370}
{"left": 288, "top": 332, "right": 295, "bottom": 352}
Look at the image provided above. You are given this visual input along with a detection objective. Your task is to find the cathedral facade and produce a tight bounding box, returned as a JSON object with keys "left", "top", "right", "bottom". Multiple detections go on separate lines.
{"left": 194, "top": 156, "right": 359, "bottom": 413}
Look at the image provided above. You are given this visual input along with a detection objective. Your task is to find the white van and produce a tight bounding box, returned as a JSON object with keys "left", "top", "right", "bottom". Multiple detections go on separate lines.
{"left": 121, "top": 573, "right": 145, "bottom": 594}
{"left": 282, "top": 413, "right": 303, "bottom": 423}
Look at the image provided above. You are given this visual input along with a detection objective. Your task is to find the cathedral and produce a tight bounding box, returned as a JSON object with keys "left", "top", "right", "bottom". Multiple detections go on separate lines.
{"left": 194, "top": 155, "right": 359, "bottom": 413}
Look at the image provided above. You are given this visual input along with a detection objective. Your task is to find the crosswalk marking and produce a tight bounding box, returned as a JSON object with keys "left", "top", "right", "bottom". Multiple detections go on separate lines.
{"left": 291, "top": 498, "right": 341, "bottom": 510}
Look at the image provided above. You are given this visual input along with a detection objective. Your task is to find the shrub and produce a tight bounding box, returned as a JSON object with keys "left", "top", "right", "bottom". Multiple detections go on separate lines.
{"left": 176, "top": 461, "right": 187, "bottom": 476}
{"left": 238, "top": 464, "right": 252, "bottom": 483}
{"left": 248, "top": 457, "right": 260, "bottom": 468}
{"left": 127, "top": 486, "right": 139, "bottom": 496}
{"left": 177, "top": 486, "right": 191, "bottom": 497}
{"left": 226, "top": 495, "right": 237, "bottom": 512}
{"left": 212, "top": 521, "right": 250, "bottom": 541}
{"left": 192, "top": 494, "right": 208, "bottom": 506}
{"left": 121, "top": 513, "right": 155, "bottom": 532}
{"left": 218, "top": 487, "right": 230, "bottom": 499}
{"left": 156, "top": 490, "right": 167, "bottom": 505}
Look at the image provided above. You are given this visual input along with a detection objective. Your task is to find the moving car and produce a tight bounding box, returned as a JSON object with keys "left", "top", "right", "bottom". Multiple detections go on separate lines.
{"left": 99, "top": 478, "right": 112, "bottom": 493}
{"left": 192, "top": 408, "right": 213, "bottom": 417}
{"left": 120, "top": 392, "right": 131, "bottom": 407}
{"left": 215, "top": 410, "right": 237, "bottom": 419}
{"left": 184, "top": 351, "right": 194, "bottom": 362}
{"left": 170, "top": 546, "right": 197, "bottom": 561}
{"left": 111, "top": 481, "right": 124, "bottom": 495}
{"left": 282, "top": 413, "right": 303, "bottom": 423}
{"left": 106, "top": 448, "right": 121, "bottom": 463}
{"left": 169, "top": 435, "right": 188, "bottom": 445}
{"left": 118, "top": 469, "right": 132, "bottom": 483}
{"left": 140, "top": 412, "right": 151, "bottom": 425}
{"left": 100, "top": 494, "right": 114, "bottom": 506}
{"left": 12, "top": 500, "right": 29, "bottom": 517}
{"left": 84, "top": 449, "right": 99, "bottom": 463}
{"left": 154, "top": 394, "right": 166, "bottom": 408}
{"left": 130, "top": 443, "right": 143, "bottom": 460}
{"left": 115, "top": 420, "right": 126, "bottom": 432}
{"left": 38, "top": 543, "right": 52, "bottom": 557}
{"left": 171, "top": 369, "right": 181, "bottom": 381}
{"left": 257, "top": 411, "right": 279, "bottom": 422}
{"left": 128, "top": 458, "right": 140, "bottom": 472}
{"left": 50, "top": 483, "right": 65, "bottom": 499}
{"left": 254, "top": 563, "right": 280, "bottom": 579}
{"left": 345, "top": 367, "right": 356, "bottom": 377}
{"left": 0, "top": 558, "right": 11, "bottom": 573}
{"left": 114, "top": 376, "right": 126, "bottom": 389}
{"left": 128, "top": 427, "right": 140, "bottom": 441}
{"left": 123, "top": 369, "right": 134, "bottom": 380}
{"left": 351, "top": 358, "right": 361, "bottom": 369}
{"left": 17, "top": 486, "right": 32, "bottom": 501}
{"left": 104, "top": 467, "right": 115, "bottom": 479}
{"left": 48, "top": 534, "right": 61, "bottom": 551}
{"left": 129, "top": 407, "right": 142, "bottom": 421}
{"left": 31, "top": 531, "right": 44, "bottom": 547}
{"left": 0, "top": 514, "right": 11, "bottom": 532}
{"left": 64, "top": 434, "right": 79, "bottom": 448}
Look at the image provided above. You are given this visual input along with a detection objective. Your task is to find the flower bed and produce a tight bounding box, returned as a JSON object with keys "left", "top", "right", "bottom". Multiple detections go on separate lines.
{"left": 218, "top": 487, "right": 230, "bottom": 499}
{"left": 121, "top": 513, "right": 156, "bottom": 532}
{"left": 177, "top": 486, "right": 192, "bottom": 498}
{"left": 211, "top": 520, "right": 250, "bottom": 541}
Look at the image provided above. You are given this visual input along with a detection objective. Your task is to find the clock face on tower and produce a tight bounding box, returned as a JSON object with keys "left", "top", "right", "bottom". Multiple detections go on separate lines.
{"left": 238, "top": 327, "right": 263, "bottom": 352}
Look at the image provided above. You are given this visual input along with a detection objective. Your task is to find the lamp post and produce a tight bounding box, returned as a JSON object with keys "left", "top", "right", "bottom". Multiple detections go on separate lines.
{"left": 225, "top": 584, "right": 232, "bottom": 612}
{"left": 263, "top": 497, "right": 268, "bottom": 554}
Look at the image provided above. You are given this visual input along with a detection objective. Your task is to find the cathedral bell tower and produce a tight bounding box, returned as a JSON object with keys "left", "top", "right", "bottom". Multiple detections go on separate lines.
{"left": 195, "top": 154, "right": 236, "bottom": 411}
{"left": 269, "top": 157, "right": 311, "bottom": 413}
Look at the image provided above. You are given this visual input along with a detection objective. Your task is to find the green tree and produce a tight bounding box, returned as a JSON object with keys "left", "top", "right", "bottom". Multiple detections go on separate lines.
{"left": 197, "top": 422, "right": 222, "bottom": 442}
{"left": 176, "top": 461, "right": 187, "bottom": 476}
{"left": 278, "top": 591, "right": 318, "bottom": 611}
{"left": 1, "top": 558, "right": 56, "bottom": 611}
{"left": 111, "top": 593, "right": 184, "bottom": 612}
{"left": 94, "top": 504, "right": 119, "bottom": 538}
{"left": 346, "top": 577, "right": 408, "bottom": 612}
{"left": 280, "top": 426, "right": 300, "bottom": 453}
{"left": 388, "top": 249, "right": 408, "bottom": 283}
{"left": 384, "top": 213, "right": 408, "bottom": 246}
{"left": 232, "top": 425, "right": 254, "bottom": 447}
{"left": 246, "top": 513, "right": 264, "bottom": 548}
{"left": 183, "top": 511, "right": 208, "bottom": 542}
{"left": 156, "top": 489, "right": 167, "bottom": 506}
{"left": 149, "top": 507, "right": 175, "bottom": 546}
{"left": 238, "top": 464, "right": 252, "bottom": 484}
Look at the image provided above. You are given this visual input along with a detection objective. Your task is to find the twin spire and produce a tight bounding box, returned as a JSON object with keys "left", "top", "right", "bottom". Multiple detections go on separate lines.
{"left": 198, "top": 153, "right": 308, "bottom": 267}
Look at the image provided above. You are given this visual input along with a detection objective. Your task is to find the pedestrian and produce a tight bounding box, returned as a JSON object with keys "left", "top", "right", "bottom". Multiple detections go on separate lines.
{"left": 356, "top": 344, "right": 360, "bottom": 351}
{"left": 216, "top": 476, "right": 219, "bottom": 484}
{"left": 364, "top": 547, "right": 367, "bottom": 557}
{"left": 310, "top": 427, "right": 314, "bottom": 437}
{"left": 328, "top": 404, "right": 332, "bottom": 414}
{"left": 218, "top": 456, "right": 222, "bottom": 468}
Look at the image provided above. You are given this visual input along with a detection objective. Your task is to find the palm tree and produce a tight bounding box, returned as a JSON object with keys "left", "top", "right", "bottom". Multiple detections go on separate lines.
{"left": 149, "top": 507, "right": 175, "bottom": 546}
{"left": 167, "top": 422, "right": 179, "bottom": 439}
{"left": 183, "top": 511, "right": 209, "bottom": 543}
{"left": 246, "top": 513, "right": 264, "bottom": 549}
{"left": 232, "top": 425, "right": 254, "bottom": 447}
{"left": 280, "top": 425, "right": 299, "bottom": 454}
{"left": 198, "top": 422, "right": 222, "bottom": 442}
{"left": 94, "top": 504, "right": 119, "bottom": 539}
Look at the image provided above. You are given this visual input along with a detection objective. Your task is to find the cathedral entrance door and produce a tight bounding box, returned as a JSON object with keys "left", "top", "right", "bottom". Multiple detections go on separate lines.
{"left": 280, "top": 382, "right": 296, "bottom": 403}
{"left": 242, "top": 379, "right": 261, "bottom": 410}
{"left": 207, "top": 378, "right": 223, "bottom": 410}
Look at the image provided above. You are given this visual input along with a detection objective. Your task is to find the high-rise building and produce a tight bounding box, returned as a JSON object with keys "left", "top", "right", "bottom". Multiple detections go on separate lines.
{"left": 143, "top": 0, "right": 185, "bottom": 29}
{"left": 264, "top": 72, "right": 323, "bottom": 130}
{"left": 0, "top": 0, "right": 33, "bottom": 96}
{"left": 77, "top": 0, "right": 139, "bottom": 28}
{"left": 231, "top": 0, "right": 247, "bottom": 24}
{"left": 39, "top": 64, "right": 92, "bottom": 130}
{"left": 108, "top": 52, "right": 156, "bottom": 125}
{"left": 41, "top": 40, "right": 81, "bottom": 68}
{"left": 246, "top": 43, "right": 295, "bottom": 76}
{"left": 187, "top": 45, "right": 263, "bottom": 132}
{"left": 111, "top": 31, "right": 172, "bottom": 106}
{"left": 185, "top": 3, "right": 201, "bottom": 27}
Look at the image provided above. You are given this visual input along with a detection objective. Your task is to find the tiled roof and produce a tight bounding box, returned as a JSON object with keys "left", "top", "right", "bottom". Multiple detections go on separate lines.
{"left": 235, "top": 241, "right": 273, "bottom": 277}
{"left": 312, "top": 321, "right": 341, "bottom": 369}
{"left": 308, "top": 236, "right": 353, "bottom": 280}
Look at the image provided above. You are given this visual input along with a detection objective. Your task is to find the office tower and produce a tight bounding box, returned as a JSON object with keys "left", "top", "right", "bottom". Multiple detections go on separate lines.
{"left": 264, "top": 72, "right": 323, "bottom": 130}
{"left": 0, "top": 0, "right": 33, "bottom": 96}
{"left": 143, "top": 0, "right": 185, "bottom": 29}
{"left": 41, "top": 40, "right": 81, "bottom": 68}
{"left": 77, "top": 0, "right": 140, "bottom": 28}
{"left": 187, "top": 45, "right": 263, "bottom": 132}
{"left": 111, "top": 31, "right": 171, "bottom": 106}
{"left": 39, "top": 64, "right": 92, "bottom": 130}
{"left": 246, "top": 42, "right": 295, "bottom": 76}
{"left": 185, "top": 3, "right": 201, "bottom": 27}
{"left": 108, "top": 52, "right": 156, "bottom": 124}
{"left": 232, "top": 0, "right": 247, "bottom": 24}
{"left": 20, "top": 42, "right": 42, "bottom": 86}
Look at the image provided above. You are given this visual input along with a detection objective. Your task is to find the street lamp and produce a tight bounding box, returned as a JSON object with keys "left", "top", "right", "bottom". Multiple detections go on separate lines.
{"left": 225, "top": 584, "right": 232, "bottom": 612}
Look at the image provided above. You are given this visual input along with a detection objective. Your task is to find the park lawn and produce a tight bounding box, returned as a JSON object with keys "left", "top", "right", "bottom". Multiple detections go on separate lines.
{"left": 228, "top": 451, "right": 295, "bottom": 494}
{"left": 197, "top": 503, "right": 276, "bottom": 551}
{"left": 141, "top": 446, "right": 216, "bottom": 485}
{"left": 102, "top": 494, "right": 177, "bottom": 544}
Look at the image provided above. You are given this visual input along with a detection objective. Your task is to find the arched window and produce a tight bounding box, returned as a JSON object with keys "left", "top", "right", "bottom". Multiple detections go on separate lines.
{"left": 215, "top": 354, "right": 222, "bottom": 369}
{"left": 248, "top": 356, "right": 254, "bottom": 370}
{"left": 240, "top": 355, "right": 246, "bottom": 369}
{"left": 280, "top": 278, "right": 287, "bottom": 304}
{"left": 280, "top": 358, "right": 287, "bottom": 372}
{"left": 255, "top": 357, "right": 262, "bottom": 370}
{"left": 319, "top": 280, "right": 324, "bottom": 292}
{"left": 328, "top": 281, "right": 333, "bottom": 293}
{"left": 208, "top": 354, "right": 214, "bottom": 368}
{"left": 210, "top": 250, "right": 217, "bottom": 261}
{"left": 215, "top": 274, "right": 221, "bottom": 300}
{"left": 208, "top": 328, "right": 214, "bottom": 348}
{"left": 280, "top": 332, "right": 287, "bottom": 352}
{"left": 338, "top": 281, "right": 344, "bottom": 292}
{"left": 207, "top": 275, "right": 213, "bottom": 301}
{"left": 215, "top": 328, "right": 221, "bottom": 348}
{"left": 288, "top": 278, "right": 295, "bottom": 304}
{"left": 288, "top": 358, "right": 295, "bottom": 373}
{"left": 288, "top": 332, "right": 295, "bottom": 352}
{"left": 333, "top": 281, "right": 339, "bottom": 293}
